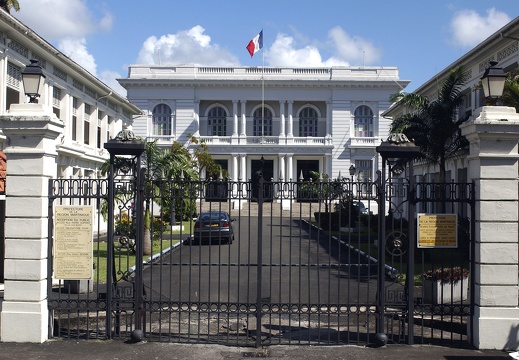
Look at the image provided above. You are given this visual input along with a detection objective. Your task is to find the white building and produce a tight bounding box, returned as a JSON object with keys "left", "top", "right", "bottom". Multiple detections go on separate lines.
{"left": 120, "top": 65, "right": 408, "bottom": 194}
{"left": 383, "top": 16, "right": 519, "bottom": 183}
{"left": 0, "top": 10, "right": 141, "bottom": 179}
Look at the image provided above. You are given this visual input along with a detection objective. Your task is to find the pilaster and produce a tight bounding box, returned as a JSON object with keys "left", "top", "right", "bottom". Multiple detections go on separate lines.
{"left": 0, "top": 104, "right": 64, "bottom": 342}
{"left": 460, "top": 106, "right": 519, "bottom": 350}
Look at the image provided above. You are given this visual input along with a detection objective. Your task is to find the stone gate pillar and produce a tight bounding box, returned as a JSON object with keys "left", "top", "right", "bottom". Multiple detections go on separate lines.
{"left": 460, "top": 106, "right": 519, "bottom": 350}
{"left": 0, "top": 104, "right": 63, "bottom": 342}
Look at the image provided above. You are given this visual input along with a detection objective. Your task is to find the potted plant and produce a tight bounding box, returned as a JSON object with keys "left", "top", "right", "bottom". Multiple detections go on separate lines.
{"left": 421, "top": 267, "right": 469, "bottom": 304}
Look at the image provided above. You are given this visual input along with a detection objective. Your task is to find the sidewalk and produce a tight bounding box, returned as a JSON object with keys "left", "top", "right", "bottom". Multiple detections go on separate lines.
{"left": 0, "top": 340, "right": 511, "bottom": 360}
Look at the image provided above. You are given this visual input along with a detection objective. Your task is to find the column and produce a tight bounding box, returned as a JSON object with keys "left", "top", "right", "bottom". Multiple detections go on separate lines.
{"left": 278, "top": 154, "right": 285, "bottom": 180}
{"left": 326, "top": 100, "right": 332, "bottom": 138}
{"left": 193, "top": 100, "right": 200, "bottom": 136}
{"left": 324, "top": 154, "right": 332, "bottom": 177}
{"left": 279, "top": 100, "right": 286, "bottom": 137}
{"left": 0, "top": 104, "right": 64, "bottom": 342}
{"left": 240, "top": 154, "right": 246, "bottom": 181}
{"left": 286, "top": 154, "right": 294, "bottom": 181}
{"left": 240, "top": 100, "right": 247, "bottom": 136}
{"left": 460, "top": 106, "right": 519, "bottom": 350}
{"left": 0, "top": 55, "right": 7, "bottom": 113}
{"left": 232, "top": 100, "right": 238, "bottom": 137}
{"left": 287, "top": 101, "right": 294, "bottom": 137}
{"left": 232, "top": 153, "right": 238, "bottom": 182}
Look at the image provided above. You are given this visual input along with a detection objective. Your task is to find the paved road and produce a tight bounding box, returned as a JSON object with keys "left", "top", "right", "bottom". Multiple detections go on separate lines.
{"left": 134, "top": 215, "right": 397, "bottom": 345}
{"left": 141, "top": 216, "right": 382, "bottom": 305}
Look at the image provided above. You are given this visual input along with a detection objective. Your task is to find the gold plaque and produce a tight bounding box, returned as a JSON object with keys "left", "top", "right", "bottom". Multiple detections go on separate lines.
{"left": 417, "top": 213, "right": 457, "bottom": 248}
{"left": 54, "top": 205, "right": 93, "bottom": 279}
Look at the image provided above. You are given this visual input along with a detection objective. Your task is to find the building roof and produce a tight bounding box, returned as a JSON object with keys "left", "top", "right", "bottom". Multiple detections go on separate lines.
{"left": 119, "top": 64, "right": 410, "bottom": 91}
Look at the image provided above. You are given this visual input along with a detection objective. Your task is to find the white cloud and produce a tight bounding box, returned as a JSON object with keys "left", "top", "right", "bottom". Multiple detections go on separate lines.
{"left": 58, "top": 38, "right": 97, "bottom": 75}
{"left": 17, "top": 0, "right": 108, "bottom": 40}
{"left": 450, "top": 8, "right": 511, "bottom": 48}
{"left": 16, "top": 0, "right": 119, "bottom": 90}
{"left": 98, "top": 70, "right": 126, "bottom": 96}
{"left": 136, "top": 26, "right": 239, "bottom": 66}
{"left": 267, "top": 33, "right": 326, "bottom": 66}
{"left": 267, "top": 26, "right": 380, "bottom": 67}
{"left": 327, "top": 26, "right": 381, "bottom": 66}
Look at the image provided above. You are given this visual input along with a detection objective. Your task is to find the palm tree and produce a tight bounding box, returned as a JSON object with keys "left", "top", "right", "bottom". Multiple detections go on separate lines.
{"left": 141, "top": 140, "right": 200, "bottom": 255}
{"left": 0, "top": 0, "right": 20, "bottom": 13}
{"left": 389, "top": 66, "right": 471, "bottom": 184}
{"left": 502, "top": 68, "right": 519, "bottom": 112}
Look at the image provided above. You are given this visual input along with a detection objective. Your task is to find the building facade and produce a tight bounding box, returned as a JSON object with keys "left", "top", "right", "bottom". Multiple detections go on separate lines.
{"left": 121, "top": 65, "right": 408, "bottom": 202}
{"left": 383, "top": 16, "right": 519, "bottom": 183}
{"left": 0, "top": 10, "right": 141, "bottom": 180}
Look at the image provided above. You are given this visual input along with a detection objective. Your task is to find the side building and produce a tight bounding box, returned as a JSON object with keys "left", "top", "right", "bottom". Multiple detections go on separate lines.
{"left": 383, "top": 16, "right": 519, "bottom": 183}
{"left": 120, "top": 65, "right": 408, "bottom": 207}
{"left": 0, "top": 10, "right": 141, "bottom": 179}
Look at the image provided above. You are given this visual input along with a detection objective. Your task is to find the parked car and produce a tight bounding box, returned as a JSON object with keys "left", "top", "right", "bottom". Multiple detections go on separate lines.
{"left": 353, "top": 201, "right": 368, "bottom": 215}
{"left": 192, "top": 211, "right": 235, "bottom": 244}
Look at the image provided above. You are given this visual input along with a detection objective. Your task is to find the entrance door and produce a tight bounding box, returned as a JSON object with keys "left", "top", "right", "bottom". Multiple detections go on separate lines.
{"left": 296, "top": 160, "right": 319, "bottom": 180}
{"left": 251, "top": 159, "right": 273, "bottom": 201}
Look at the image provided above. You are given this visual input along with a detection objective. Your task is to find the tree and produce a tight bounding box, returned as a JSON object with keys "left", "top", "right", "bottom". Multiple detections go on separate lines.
{"left": 502, "top": 68, "right": 519, "bottom": 112}
{"left": 141, "top": 140, "right": 198, "bottom": 255}
{"left": 101, "top": 138, "right": 218, "bottom": 255}
{"left": 389, "top": 66, "right": 471, "bottom": 184}
{"left": 0, "top": 0, "right": 20, "bottom": 13}
{"left": 186, "top": 134, "right": 223, "bottom": 179}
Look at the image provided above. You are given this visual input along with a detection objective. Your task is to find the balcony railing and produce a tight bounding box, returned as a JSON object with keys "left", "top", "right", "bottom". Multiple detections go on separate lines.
{"left": 349, "top": 137, "right": 383, "bottom": 148}
{"left": 198, "top": 135, "right": 333, "bottom": 146}
{"left": 145, "top": 135, "right": 177, "bottom": 144}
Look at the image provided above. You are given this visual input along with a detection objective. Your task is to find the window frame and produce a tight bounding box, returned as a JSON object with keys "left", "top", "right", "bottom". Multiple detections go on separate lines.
{"left": 207, "top": 106, "right": 227, "bottom": 136}
{"left": 253, "top": 107, "right": 273, "bottom": 136}
{"left": 152, "top": 104, "right": 172, "bottom": 136}
{"left": 299, "top": 107, "right": 318, "bottom": 137}
{"left": 354, "top": 105, "right": 374, "bottom": 138}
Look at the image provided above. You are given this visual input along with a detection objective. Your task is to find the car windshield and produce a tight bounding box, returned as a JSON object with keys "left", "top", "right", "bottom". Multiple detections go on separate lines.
{"left": 200, "top": 212, "right": 227, "bottom": 221}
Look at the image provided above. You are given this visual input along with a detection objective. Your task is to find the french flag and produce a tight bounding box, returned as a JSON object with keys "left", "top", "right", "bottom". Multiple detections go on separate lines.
{"left": 246, "top": 30, "right": 263, "bottom": 57}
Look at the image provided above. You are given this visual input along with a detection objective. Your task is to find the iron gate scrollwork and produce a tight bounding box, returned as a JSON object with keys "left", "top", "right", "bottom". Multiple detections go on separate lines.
{"left": 48, "top": 156, "right": 474, "bottom": 347}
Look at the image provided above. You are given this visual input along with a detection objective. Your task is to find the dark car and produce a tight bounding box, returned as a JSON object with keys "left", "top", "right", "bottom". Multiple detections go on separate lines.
{"left": 192, "top": 211, "right": 235, "bottom": 244}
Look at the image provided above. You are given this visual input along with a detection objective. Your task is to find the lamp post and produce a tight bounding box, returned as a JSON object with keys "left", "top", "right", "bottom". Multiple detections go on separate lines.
{"left": 375, "top": 133, "right": 420, "bottom": 346}
{"left": 349, "top": 164, "right": 356, "bottom": 180}
{"left": 349, "top": 164, "right": 356, "bottom": 198}
{"left": 480, "top": 61, "right": 506, "bottom": 106}
{"left": 21, "top": 59, "right": 46, "bottom": 104}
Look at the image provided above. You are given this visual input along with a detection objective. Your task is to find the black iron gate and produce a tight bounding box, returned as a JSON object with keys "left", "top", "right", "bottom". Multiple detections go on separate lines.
{"left": 48, "top": 161, "right": 475, "bottom": 347}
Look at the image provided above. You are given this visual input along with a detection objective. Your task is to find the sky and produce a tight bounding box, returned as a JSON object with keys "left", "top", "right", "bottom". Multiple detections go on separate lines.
{"left": 11, "top": 1, "right": 519, "bottom": 96}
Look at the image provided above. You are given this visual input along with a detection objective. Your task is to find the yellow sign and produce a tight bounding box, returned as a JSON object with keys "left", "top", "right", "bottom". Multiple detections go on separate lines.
{"left": 417, "top": 213, "right": 457, "bottom": 248}
{"left": 54, "top": 205, "right": 93, "bottom": 279}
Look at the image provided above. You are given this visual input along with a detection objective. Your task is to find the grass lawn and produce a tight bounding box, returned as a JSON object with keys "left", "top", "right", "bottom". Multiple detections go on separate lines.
{"left": 93, "top": 221, "right": 191, "bottom": 283}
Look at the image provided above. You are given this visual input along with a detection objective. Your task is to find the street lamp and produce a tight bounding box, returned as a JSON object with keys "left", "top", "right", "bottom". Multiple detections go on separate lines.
{"left": 21, "top": 59, "right": 46, "bottom": 104}
{"left": 349, "top": 164, "right": 356, "bottom": 178}
{"left": 480, "top": 61, "right": 506, "bottom": 105}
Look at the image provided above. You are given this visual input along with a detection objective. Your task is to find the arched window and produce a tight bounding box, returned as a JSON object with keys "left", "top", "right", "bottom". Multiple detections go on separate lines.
{"left": 253, "top": 108, "right": 272, "bottom": 136}
{"left": 354, "top": 105, "right": 373, "bottom": 137}
{"left": 207, "top": 106, "right": 227, "bottom": 136}
{"left": 152, "top": 104, "right": 172, "bottom": 136}
{"left": 299, "top": 107, "right": 318, "bottom": 137}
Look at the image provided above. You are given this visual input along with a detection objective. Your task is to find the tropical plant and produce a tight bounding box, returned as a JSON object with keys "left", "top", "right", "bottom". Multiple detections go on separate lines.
{"left": 187, "top": 134, "right": 222, "bottom": 179}
{"left": 502, "top": 68, "right": 519, "bottom": 112}
{"left": 389, "top": 66, "right": 471, "bottom": 184}
{"left": 0, "top": 0, "right": 20, "bottom": 13}
{"left": 141, "top": 140, "right": 198, "bottom": 255}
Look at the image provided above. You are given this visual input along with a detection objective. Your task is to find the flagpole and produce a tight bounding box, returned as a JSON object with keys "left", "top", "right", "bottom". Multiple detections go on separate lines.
{"left": 261, "top": 45, "right": 265, "bottom": 140}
